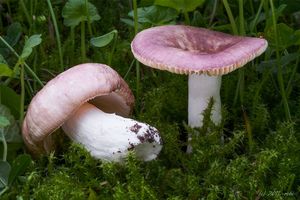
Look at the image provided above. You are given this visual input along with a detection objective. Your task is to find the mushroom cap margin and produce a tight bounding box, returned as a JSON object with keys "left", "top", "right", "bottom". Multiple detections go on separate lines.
{"left": 131, "top": 25, "right": 268, "bottom": 76}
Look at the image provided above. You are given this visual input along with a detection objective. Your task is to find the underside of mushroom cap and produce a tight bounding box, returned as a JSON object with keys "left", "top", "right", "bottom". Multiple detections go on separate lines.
{"left": 22, "top": 63, "right": 134, "bottom": 155}
{"left": 131, "top": 25, "right": 268, "bottom": 76}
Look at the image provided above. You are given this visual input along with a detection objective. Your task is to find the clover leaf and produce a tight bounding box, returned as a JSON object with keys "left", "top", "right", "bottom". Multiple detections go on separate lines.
{"left": 62, "top": 0, "right": 101, "bottom": 27}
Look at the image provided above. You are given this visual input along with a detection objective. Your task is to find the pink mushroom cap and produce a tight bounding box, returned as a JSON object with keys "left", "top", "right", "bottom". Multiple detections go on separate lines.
{"left": 131, "top": 25, "right": 268, "bottom": 75}
{"left": 22, "top": 63, "right": 134, "bottom": 155}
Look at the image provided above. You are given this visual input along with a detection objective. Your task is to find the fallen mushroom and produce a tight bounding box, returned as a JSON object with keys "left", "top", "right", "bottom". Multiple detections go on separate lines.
{"left": 22, "top": 63, "right": 162, "bottom": 162}
{"left": 131, "top": 25, "right": 267, "bottom": 149}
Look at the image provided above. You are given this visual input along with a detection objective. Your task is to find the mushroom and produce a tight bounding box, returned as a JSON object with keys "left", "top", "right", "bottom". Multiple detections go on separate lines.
{"left": 131, "top": 25, "right": 267, "bottom": 148}
{"left": 22, "top": 63, "right": 162, "bottom": 162}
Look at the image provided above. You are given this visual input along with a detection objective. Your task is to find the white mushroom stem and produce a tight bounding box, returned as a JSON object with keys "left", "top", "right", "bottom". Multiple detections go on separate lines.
{"left": 188, "top": 74, "right": 222, "bottom": 128}
{"left": 62, "top": 103, "right": 162, "bottom": 162}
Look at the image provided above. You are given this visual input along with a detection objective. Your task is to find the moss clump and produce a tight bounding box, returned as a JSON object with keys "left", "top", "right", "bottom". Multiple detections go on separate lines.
{"left": 5, "top": 118, "right": 297, "bottom": 199}
{"left": 31, "top": 172, "right": 86, "bottom": 200}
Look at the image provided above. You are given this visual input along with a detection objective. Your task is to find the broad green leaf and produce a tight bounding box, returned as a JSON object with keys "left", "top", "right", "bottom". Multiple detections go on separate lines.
{"left": 120, "top": 18, "right": 135, "bottom": 27}
{"left": 265, "top": 23, "right": 296, "bottom": 50}
{"left": 280, "top": 0, "right": 300, "bottom": 13}
{"left": 0, "top": 23, "right": 22, "bottom": 57}
{"left": 154, "top": 0, "right": 205, "bottom": 12}
{"left": 90, "top": 30, "right": 117, "bottom": 48}
{"left": 249, "top": 13, "right": 265, "bottom": 32}
{"left": 8, "top": 154, "right": 31, "bottom": 186}
{"left": 62, "top": 0, "right": 101, "bottom": 27}
{"left": 0, "top": 85, "right": 21, "bottom": 119}
{"left": 5, "top": 22, "right": 22, "bottom": 47}
{"left": 0, "top": 105, "right": 21, "bottom": 143}
{"left": 0, "top": 116, "right": 10, "bottom": 128}
{"left": 191, "top": 10, "right": 205, "bottom": 27}
{"left": 257, "top": 53, "right": 298, "bottom": 73}
{"left": 20, "top": 34, "right": 42, "bottom": 60}
{"left": 0, "top": 161, "right": 11, "bottom": 188}
{"left": 140, "top": 0, "right": 155, "bottom": 6}
{"left": 0, "top": 64, "right": 13, "bottom": 77}
{"left": 128, "top": 7, "right": 151, "bottom": 23}
{"left": 265, "top": 4, "right": 287, "bottom": 29}
{"left": 128, "top": 5, "right": 177, "bottom": 25}
{"left": 120, "top": 18, "right": 143, "bottom": 30}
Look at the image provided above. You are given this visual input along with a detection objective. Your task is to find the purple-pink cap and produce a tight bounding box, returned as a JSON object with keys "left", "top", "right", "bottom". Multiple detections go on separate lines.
{"left": 131, "top": 25, "right": 268, "bottom": 76}
{"left": 22, "top": 63, "right": 134, "bottom": 155}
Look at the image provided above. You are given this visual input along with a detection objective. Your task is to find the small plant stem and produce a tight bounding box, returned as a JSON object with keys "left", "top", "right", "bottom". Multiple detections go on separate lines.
{"left": 238, "top": 0, "right": 245, "bottom": 35}
{"left": 124, "top": 59, "right": 136, "bottom": 80}
{"left": 29, "top": 0, "right": 34, "bottom": 34}
{"left": 1, "top": 131, "right": 7, "bottom": 161}
{"left": 286, "top": 48, "right": 300, "bottom": 98}
{"left": 20, "top": 0, "right": 32, "bottom": 26}
{"left": 263, "top": 0, "right": 269, "bottom": 19}
{"left": 223, "top": 0, "right": 243, "bottom": 107}
{"left": 70, "top": 27, "right": 75, "bottom": 63}
{"left": 85, "top": 0, "right": 93, "bottom": 36}
{"left": 0, "top": 14, "right": 2, "bottom": 31}
{"left": 222, "top": 0, "right": 238, "bottom": 35}
{"left": 0, "top": 186, "right": 9, "bottom": 196}
{"left": 20, "top": 63, "right": 25, "bottom": 123}
{"left": 46, "top": 0, "right": 64, "bottom": 71}
{"left": 30, "top": 0, "right": 33, "bottom": 17}
{"left": 252, "top": 67, "right": 272, "bottom": 109}
{"left": 269, "top": 0, "right": 291, "bottom": 121}
{"left": 133, "top": 0, "right": 140, "bottom": 100}
{"left": 108, "top": 31, "right": 118, "bottom": 66}
{"left": 6, "top": 0, "right": 12, "bottom": 16}
{"left": 242, "top": 106, "right": 253, "bottom": 152}
{"left": 223, "top": 0, "right": 241, "bottom": 106}
{"left": 248, "top": 0, "right": 254, "bottom": 16}
{"left": 25, "top": 65, "right": 43, "bottom": 86}
{"left": 235, "top": 0, "right": 246, "bottom": 106}
{"left": 25, "top": 78, "right": 34, "bottom": 97}
{"left": 33, "top": 50, "right": 38, "bottom": 91}
{"left": 287, "top": 175, "right": 295, "bottom": 192}
{"left": 135, "top": 59, "right": 141, "bottom": 101}
{"left": 81, "top": 21, "right": 86, "bottom": 62}
{"left": 30, "top": 0, "right": 38, "bottom": 33}
{"left": 234, "top": 70, "right": 244, "bottom": 104}
{"left": 209, "top": 0, "right": 218, "bottom": 26}
{"left": 250, "top": 0, "right": 264, "bottom": 33}
{"left": 0, "top": 36, "right": 44, "bottom": 87}
{"left": 183, "top": 11, "right": 190, "bottom": 25}
{"left": 133, "top": 0, "right": 138, "bottom": 35}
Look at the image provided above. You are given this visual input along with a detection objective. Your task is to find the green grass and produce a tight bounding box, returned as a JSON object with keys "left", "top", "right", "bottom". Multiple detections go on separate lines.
{"left": 1, "top": 0, "right": 300, "bottom": 199}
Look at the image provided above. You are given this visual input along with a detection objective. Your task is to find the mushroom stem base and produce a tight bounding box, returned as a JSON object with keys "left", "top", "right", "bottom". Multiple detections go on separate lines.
{"left": 62, "top": 103, "right": 162, "bottom": 162}
{"left": 188, "top": 74, "right": 222, "bottom": 128}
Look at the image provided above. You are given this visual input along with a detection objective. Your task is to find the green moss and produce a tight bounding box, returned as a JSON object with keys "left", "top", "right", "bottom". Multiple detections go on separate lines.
{"left": 32, "top": 172, "right": 86, "bottom": 200}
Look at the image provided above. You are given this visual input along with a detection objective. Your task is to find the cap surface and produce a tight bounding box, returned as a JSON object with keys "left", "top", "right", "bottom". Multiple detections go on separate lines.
{"left": 131, "top": 25, "right": 268, "bottom": 76}
{"left": 22, "top": 63, "right": 134, "bottom": 154}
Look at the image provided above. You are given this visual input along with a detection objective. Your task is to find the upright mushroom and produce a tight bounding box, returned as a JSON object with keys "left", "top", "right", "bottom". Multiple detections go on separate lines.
{"left": 22, "top": 63, "right": 162, "bottom": 162}
{"left": 131, "top": 25, "right": 268, "bottom": 128}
